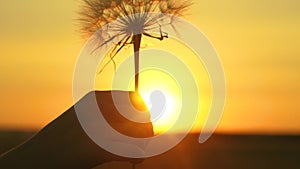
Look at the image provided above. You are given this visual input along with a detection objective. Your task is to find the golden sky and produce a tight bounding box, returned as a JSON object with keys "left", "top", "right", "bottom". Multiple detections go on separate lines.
{"left": 0, "top": 0, "right": 299, "bottom": 134}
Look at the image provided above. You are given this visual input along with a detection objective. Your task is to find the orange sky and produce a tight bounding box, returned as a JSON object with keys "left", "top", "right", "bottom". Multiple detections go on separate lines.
{"left": 0, "top": 0, "right": 299, "bottom": 134}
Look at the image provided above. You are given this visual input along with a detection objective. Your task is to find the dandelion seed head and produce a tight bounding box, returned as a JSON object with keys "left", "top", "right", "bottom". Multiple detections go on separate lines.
{"left": 78, "top": 0, "right": 192, "bottom": 75}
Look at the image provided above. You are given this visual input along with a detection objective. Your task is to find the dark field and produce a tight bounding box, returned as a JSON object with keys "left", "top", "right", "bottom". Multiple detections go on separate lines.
{"left": 1, "top": 131, "right": 299, "bottom": 169}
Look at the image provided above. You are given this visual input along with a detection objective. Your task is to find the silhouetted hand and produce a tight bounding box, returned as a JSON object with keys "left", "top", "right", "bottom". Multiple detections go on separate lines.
{"left": 0, "top": 91, "right": 154, "bottom": 169}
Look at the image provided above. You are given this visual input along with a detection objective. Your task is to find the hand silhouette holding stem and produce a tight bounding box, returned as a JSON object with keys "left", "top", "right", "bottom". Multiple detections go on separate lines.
{"left": 0, "top": 91, "right": 154, "bottom": 169}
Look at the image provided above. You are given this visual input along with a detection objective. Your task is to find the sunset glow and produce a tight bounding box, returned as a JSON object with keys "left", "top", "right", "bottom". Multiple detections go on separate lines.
{"left": 0, "top": 0, "right": 300, "bottom": 134}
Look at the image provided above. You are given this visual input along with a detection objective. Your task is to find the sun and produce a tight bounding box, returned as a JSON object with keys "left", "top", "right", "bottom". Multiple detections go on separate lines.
{"left": 129, "top": 68, "right": 182, "bottom": 134}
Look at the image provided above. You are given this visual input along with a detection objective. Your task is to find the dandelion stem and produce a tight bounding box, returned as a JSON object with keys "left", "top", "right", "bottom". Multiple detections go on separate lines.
{"left": 133, "top": 34, "right": 142, "bottom": 93}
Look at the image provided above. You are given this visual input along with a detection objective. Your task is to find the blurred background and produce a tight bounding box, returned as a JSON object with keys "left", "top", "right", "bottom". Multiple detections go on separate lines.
{"left": 1, "top": 0, "right": 300, "bottom": 168}
{"left": 0, "top": 0, "right": 299, "bottom": 134}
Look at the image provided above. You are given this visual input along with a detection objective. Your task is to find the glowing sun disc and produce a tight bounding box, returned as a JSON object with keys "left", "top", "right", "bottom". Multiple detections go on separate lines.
{"left": 130, "top": 69, "right": 182, "bottom": 134}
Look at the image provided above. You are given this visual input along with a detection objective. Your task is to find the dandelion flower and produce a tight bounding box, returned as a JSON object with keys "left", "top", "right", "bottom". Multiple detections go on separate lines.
{"left": 78, "top": 0, "right": 192, "bottom": 92}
